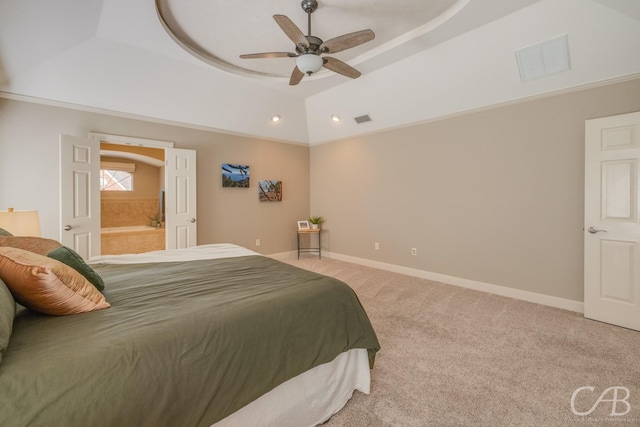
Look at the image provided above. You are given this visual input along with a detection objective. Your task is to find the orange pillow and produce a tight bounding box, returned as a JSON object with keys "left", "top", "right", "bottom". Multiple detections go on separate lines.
{"left": 0, "top": 236, "right": 62, "bottom": 256}
{"left": 0, "top": 247, "right": 110, "bottom": 316}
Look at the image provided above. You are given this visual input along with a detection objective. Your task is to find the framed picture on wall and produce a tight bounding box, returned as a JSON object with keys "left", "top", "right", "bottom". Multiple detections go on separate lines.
{"left": 222, "top": 163, "right": 250, "bottom": 188}
{"left": 297, "top": 220, "right": 310, "bottom": 230}
{"left": 259, "top": 180, "right": 282, "bottom": 202}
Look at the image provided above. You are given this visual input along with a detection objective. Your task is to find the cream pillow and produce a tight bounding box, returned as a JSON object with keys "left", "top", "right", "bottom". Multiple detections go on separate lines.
{"left": 0, "top": 247, "right": 110, "bottom": 316}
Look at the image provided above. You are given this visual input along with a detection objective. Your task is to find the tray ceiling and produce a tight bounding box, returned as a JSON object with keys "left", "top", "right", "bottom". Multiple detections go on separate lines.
{"left": 0, "top": 0, "right": 638, "bottom": 144}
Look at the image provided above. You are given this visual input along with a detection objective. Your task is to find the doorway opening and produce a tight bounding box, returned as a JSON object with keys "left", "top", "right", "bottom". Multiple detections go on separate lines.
{"left": 99, "top": 142, "right": 166, "bottom": 255}
{"left": 89, "top": 132, "right": 174, "bottom": 255}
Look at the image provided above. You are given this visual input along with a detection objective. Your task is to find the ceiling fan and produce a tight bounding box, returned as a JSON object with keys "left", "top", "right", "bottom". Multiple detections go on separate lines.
{"left": 239, "top": 0, "right": 375, "bottom": 85}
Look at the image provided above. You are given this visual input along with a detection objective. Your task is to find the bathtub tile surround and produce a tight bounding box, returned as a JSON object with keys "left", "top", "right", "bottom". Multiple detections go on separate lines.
{"left": 101, "top": 197, "right": 165, "bottom": 254}
{"left": 101, "top": 227, "right": 165, "bottom": 255}
{"left": 101, "top": 197, "right": 159, "bottom": 227}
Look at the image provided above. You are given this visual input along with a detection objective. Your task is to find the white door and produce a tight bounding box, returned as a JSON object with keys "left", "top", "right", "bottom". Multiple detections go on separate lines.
{"left": 59, "top": 134, "right": 100, "bottom": 259}
{"left": 584, "top": 111, "right": 640, "bottom": 331}
{"left": 165, "top": 148, "right": 197, "bottom": 249}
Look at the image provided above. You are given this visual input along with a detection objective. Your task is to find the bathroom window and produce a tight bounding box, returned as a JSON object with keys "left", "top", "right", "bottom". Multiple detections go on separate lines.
{"left": 100, "top": 161, "right": 135, "bottom": 191}
{"left": 100, "top": 169, "right": 133, "bottom": 191}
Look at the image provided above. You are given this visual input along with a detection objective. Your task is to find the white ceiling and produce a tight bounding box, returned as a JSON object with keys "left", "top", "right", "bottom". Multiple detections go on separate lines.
{"left": 156, "top": 0, "right": 469, "bottom": 78}
{"left": 0, "top": 0, "right": 639, "bottom": 145}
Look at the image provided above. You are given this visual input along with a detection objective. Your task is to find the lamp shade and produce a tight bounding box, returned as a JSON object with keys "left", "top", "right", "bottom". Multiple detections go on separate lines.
{"left": 296, "top": 54, "right": 323, "bottom": 75}
{"left": 0, "top": 209, "right": 41, "bottom": 236}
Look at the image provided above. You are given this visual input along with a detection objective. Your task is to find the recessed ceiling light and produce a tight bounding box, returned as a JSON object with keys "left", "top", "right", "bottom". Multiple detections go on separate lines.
{"left": 271, "top": 115, "right": 281, "bottom": 122}
{"left": 331, "top": 114, "right": 341, "bottom": 122}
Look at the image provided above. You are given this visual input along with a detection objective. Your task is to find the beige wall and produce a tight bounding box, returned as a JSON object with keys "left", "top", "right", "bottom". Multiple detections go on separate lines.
{"left": 310, "top": 78, "right": 640, "bottom": 302}
{"left": 2, "top": 78, "right": 639, "bottom": 303}
{"left": 0, "top": 98, "right": 310, "bottom": 254}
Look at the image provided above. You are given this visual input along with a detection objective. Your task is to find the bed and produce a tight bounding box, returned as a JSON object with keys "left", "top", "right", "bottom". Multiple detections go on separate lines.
{"left": 0, "top": 243, "right": 380, "bottom": 427}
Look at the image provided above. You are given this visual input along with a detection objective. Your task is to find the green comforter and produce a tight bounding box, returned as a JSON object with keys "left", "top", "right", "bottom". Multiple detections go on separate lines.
{"left": 0, "top": 255, "right": 380, "bottom": 427}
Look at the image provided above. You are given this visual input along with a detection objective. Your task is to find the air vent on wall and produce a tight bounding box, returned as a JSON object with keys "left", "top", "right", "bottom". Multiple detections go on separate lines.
{"left": 354, "top": 114, "right": 372, "bottom": 124}
{"left": 515, "top": 34, "right": 571, "bottom": 82}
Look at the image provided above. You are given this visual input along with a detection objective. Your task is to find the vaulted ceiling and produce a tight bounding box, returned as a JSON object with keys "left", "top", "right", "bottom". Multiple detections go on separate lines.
{"left": 0, "top": 0, "right": 638, "bottom": 145}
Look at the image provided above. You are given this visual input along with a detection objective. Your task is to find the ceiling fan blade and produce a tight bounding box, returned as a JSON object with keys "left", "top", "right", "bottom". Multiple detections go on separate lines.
{"left": 240, "top": 52, "right": 298, "bottom": 59}
{"left": 322, "top": 57, "right": 361, "bottom": 79}
{"left": 289, "top": 66, "right": 305, "bottom": 86}
{"left": 273, "top": 15, "right": 309, "bottom": 48}
{"left": 320, "top": 29, "right": 375, "bottom": 54}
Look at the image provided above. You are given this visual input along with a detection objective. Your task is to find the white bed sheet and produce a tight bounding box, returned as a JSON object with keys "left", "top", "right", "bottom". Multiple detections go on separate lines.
{"left": 89, "top": 243, "right": 260, "bottom": 264}
{"left": 214, "top": 348, "right": 370, "bottom": 427}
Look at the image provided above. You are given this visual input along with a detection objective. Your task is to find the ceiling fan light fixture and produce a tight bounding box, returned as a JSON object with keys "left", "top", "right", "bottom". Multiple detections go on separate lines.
{"left": 296, "top": 54, "right": 323, "bottom": 75}
{"left": 271, "top": 114, "right": 281, "bottom": 122}
{"left": 331, "top": 114, "right": 341, "bottom": 122}
{"left": 239, "top": 1, "right": 375, "bottom": 85}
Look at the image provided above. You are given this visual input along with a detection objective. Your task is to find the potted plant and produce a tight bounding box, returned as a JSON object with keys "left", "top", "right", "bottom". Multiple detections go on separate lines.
{"left": 308, "top": 216, "right": 325, "bottom": 229}
{"left": 148, "top": 214, "right": 161, "bottom": 227}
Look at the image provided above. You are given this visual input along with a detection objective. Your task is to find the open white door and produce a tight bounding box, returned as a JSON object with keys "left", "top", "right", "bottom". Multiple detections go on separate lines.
{"left": 165, "top": 148, "right": 197, "bottom": 249}
{"left": 59, "top": 134, "right": 100, "bottom": 259}
{"left": 584, "top": 111, "right": 640, "bottom": 331}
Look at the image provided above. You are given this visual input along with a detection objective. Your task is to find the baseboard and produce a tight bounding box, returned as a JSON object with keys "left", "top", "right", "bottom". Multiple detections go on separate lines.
{"left": 330, "top": 252, "right": 584, "bottom": 313}
{"left": 271, "top": 250, "right": 584, "bottom": 314}
{"left": 269, "top": 250, "right": 300, "bottom": 260}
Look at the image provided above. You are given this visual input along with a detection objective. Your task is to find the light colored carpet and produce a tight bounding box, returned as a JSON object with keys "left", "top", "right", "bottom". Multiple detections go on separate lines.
{"left": 279, "top": 255, "right": 640, "bottom": 427}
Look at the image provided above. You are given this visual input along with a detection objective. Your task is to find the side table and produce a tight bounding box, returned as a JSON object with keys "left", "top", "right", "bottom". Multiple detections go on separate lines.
{"left": 297, "top": 228, "right": 321, "bottom": 259}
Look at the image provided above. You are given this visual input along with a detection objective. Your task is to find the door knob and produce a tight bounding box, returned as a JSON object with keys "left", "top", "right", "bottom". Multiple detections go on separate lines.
{"left": 64, "top": 225, "right": 73, "bottom": 231}
{"left": 189, "top": 218, "right": 196, "bottom": 223}
{"left": 587, "top": 226, "right": 607, "bottom": 234}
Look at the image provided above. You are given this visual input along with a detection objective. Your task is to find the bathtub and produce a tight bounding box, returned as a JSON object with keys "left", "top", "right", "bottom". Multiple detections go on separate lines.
{"left": 101, "top": 225, "right": 159, "bottom": 234}
{"left": 101, "top": 225, "right": 165, "bottom": 255}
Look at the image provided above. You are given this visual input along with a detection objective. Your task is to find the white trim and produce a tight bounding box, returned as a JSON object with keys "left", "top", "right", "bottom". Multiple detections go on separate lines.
{"left": 269, "top": 251, "right": 297, "bottom": 259}
{"left": 270, "top": 250, "right": 584, "bottom": 313}
{"left": 331, "top": 253, "right": 584, "bottom": 313}
{"left": 3, "top": 74, "right": 639, "bottom": 147}
{"left": 308, "top": 73, "right": 640, "bottom": 146}
{"left": 89, "top": 132, "right": 174, "bottom": 149}
{"left": 0, "top": 91, "right": 308, "bottom": 147}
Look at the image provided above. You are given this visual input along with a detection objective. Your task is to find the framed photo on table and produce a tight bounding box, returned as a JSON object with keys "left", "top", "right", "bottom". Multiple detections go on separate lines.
{"left": 297, "top": 220, "right": 310, "bottom": 230}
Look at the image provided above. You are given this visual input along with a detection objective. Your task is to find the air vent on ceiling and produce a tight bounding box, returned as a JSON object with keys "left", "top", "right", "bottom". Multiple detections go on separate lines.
{"left": 354, "top": 114, "right": 372, "bottom": 124}
{"left": 515, "top": 34, "right": 571, "bottom": 82}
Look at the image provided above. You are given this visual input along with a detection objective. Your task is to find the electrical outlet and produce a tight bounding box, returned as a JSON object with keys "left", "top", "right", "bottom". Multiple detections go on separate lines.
{"left": 256, "top": 239, "right": 261, "bottom": 247}
{"left": 374, "top": 242, "right": 379, "bottom": 250}
{"left": 411, "top": 248, "right": 417, "bottom": 256}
